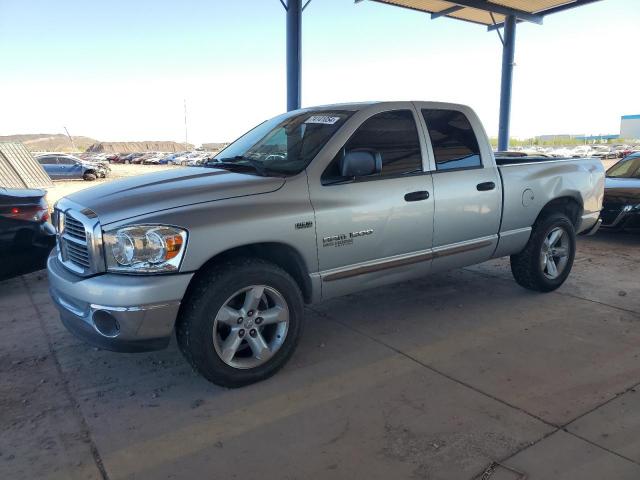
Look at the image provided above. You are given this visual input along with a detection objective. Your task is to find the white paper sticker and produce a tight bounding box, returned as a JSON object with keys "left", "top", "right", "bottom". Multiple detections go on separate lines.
{"left": 305, "top": 115, "right": 341, "bottom": 125}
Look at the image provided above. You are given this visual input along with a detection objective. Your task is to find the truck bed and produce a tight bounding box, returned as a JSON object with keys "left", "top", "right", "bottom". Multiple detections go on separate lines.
{"left": 496, "top": 155, "right": 604, "bottom": 238}
{"left": 495, "top": 155, "right": 582, "bottom": 166}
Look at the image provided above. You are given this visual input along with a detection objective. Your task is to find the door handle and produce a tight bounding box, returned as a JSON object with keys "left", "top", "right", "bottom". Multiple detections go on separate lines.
{"left": 476, "top": 181, "right": 496, "bottom": 191}
{"left": 404, "top": 191, "right": 430, "bottom": 202}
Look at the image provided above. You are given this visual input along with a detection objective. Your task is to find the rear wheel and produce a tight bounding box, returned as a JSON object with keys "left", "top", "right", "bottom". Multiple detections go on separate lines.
{"left": 510, "top": 212, "right": 576, "bottom": 292}
{"left": 177, "top": 258, "right": 304, "bottom": 387}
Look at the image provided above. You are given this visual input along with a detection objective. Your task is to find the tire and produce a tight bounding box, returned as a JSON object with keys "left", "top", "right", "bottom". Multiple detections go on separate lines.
{"left": 510, "top": 212, "right": 576, "bottom": 292}
{"left": 176, "top": 257, "right": 304, "bottom": 387}
{"left": 83, "top": 172, "right": 97, "bottom": 181}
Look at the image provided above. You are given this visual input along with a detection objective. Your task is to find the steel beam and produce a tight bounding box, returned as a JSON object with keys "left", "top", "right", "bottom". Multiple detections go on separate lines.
{"left": 431, "top": 6, "right": 464, "bottom": 19}
{"left": 489, "top": 0, "right": 602, "bottom": 30}
{"left": 498, "top": 15, "right": 516, "bottom": 151}
{"left": 286, "top": 0, "right": 302, "bottom": 111}
{"left": 439, "top": 1, "right": 543, "bottom": 24}
{"left": 487, "top": 18, "right": 522, "bottom": 31}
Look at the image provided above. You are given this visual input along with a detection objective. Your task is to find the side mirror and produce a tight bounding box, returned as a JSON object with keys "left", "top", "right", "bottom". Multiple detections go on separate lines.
{"left": 340, "top": 149, "right": 382, "bottom": 178}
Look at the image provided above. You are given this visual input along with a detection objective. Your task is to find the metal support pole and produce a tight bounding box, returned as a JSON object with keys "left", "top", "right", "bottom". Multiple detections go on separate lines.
{"left": 286, "top": 0, "right": 302, "bottom": 111}
{"left": 498, "top": 15, "right": 516, "bottom": 152}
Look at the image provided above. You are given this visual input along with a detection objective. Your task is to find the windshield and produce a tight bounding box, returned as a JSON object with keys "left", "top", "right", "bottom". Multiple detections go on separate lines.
{"left": 606, "top": 156, "right": 640, "bottom": 179}
{"left": 206, "top": 110, "right": 353, "bottom": 176}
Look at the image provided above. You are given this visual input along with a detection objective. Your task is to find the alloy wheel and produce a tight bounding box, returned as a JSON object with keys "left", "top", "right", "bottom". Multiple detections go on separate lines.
{"left": 540, "top": 226, "right": 570, "bottom": 279}
{"left": 212, "top": 285, "right": 289, "bottom": 369}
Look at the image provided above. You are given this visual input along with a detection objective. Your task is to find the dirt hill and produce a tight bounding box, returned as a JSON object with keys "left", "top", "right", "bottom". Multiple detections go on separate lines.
{"left": 202, "top": 142, "right": 229, "bottom": 151}
{"left": 0, "top": 134, "right": 98, "bottom": 153}
{"left": 0, "top": 134, "right": 195, "bottom": 153}
{"left": 87, "top": 141, "right": 194, "bottom": 153}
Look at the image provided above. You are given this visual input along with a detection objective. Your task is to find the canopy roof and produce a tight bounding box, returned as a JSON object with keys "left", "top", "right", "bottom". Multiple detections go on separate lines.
{"left": 365, "top": 0, "right": 601, "bottom": 28}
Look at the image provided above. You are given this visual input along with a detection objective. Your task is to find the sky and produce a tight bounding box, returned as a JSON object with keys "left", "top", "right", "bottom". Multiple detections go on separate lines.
{"left": 0, "top": 0, "right": 638, "bottom": 145}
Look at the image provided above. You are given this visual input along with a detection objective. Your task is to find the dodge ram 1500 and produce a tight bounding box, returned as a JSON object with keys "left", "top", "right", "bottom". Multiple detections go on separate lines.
{"left": 48, "top": 101, "right": 604, "bottom": 386}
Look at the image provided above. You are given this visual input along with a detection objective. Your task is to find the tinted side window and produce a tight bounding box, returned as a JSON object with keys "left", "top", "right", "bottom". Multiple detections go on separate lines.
{"left": 38, "top": 156, "right": 55, "bottom": 165}
{"left": 57, "top": 157, "right": 74, "bottom": 165}
{"left": 323, "top": 110, "right": 422, "bottom": 181}
{"left": 422, "top": 109, "right": 481, "bottom": 171}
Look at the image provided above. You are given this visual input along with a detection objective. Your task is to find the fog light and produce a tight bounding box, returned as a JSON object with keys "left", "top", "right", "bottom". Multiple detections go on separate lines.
{"left": 92, "top": 310, "right": 121, "bottom": 338}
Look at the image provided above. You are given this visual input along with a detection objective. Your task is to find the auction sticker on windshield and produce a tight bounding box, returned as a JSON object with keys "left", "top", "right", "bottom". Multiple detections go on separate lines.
{"left": 305, "top": 115, "right": 341, "bottom": 125}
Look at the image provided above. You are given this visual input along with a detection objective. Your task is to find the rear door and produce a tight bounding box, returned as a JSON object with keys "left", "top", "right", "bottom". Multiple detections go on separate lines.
{"left": 308, "top": 106, "right": 434, "bottom": 298}
{"left": 416, "top": 104, "right": 502, "bottom": 272}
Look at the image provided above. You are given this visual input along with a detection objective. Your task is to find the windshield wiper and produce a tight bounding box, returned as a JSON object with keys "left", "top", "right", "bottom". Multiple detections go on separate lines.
{"left": 206, "top": 156, "right": 268, "bottom": 176}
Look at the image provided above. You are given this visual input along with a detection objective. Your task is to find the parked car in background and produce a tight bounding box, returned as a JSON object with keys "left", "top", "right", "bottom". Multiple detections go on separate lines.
{"left": 105, "top": 153, "right": 123, "bottom": 163}
{"left": 183, "top": 154, "right": 211, "bottom": 167}
{"left": 36, "top": 154, "right": 105, "bottom": 181}
{"left": 120, "top": 153, "right": 143, "bottom": 164}
{"left": 133, "top": 152, "right": 156, "bottom": 164}
{"left": 0, "top": 188, "right": 55, "bottom": 251}
{"left": 159, "top": 153, "right": 180, "bottom": 165}
{"left": 84, "top": 155, "right": 111, "bottom": 178}
{"left": 48, "top": 101, "right": 604, "bottom": 387}
{"left": 1, "top": 188, "right": 56, "bottom": 280}
{"left": 142, "top": 153, "right": 167, "bottom": 165}
{"left": 600, "top": 152, "right": 640, "bottom": 229}
{"left": 178, "top": 152, "right": 204, "bottom": 165}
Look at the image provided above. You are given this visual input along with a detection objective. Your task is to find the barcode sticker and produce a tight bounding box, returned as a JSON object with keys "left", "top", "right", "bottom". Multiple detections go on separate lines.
{"left": 305, "top": 115, "right": 341, "bottom": 125}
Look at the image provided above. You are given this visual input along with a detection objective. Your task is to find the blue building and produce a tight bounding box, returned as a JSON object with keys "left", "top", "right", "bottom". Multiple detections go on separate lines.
{"left": 621, "top": 115, "right": 640, "bottom": 139}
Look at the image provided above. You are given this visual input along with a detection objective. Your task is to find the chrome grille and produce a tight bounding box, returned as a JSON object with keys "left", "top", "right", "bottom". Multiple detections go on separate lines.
{"left": 64, "top": 237, "right": 91, "bottom": 268}
{"left": 55, "top": 202, "right": 104, "bottom": 276}
{"left": 64, "top": 214, "right": 87, "bottom": 241}
{"left": 61, "top": 212, "right": 91, "bottom": 271}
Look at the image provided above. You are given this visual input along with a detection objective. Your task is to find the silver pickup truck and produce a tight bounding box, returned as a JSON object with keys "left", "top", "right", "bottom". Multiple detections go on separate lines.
{"left": 48, "top": 101, "right": 604, "bottom": 387}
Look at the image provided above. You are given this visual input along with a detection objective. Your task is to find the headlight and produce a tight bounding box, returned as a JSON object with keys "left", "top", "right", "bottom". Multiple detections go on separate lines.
{"left": 103, "top": 225, "right": 187, "bottom": 273}
{"left": 52, "top": 203, "right": 64, "bottom": 233}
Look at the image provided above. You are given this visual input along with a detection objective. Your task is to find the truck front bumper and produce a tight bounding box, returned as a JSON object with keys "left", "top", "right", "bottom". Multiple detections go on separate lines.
{"left": 47, "top": 251, "right": 194, "bottom": 352}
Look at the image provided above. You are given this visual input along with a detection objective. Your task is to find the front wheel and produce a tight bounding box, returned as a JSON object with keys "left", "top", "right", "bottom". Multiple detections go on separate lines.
{"left": 177, "top": 258, "right": 304, "bottom": 387}
{"left": 510, "top": 212, "right": 576, "bottom": 292}
{"left": 83, "top": 172, "right": 97, "bottom": 181}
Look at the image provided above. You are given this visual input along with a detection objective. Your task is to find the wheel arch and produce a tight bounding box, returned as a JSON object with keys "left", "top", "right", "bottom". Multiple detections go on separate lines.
{"left": 188, "top": 242, "right": 313, "bottom": 304}
{"left": 535, "top": 196, "right": 583, "bottom": 229}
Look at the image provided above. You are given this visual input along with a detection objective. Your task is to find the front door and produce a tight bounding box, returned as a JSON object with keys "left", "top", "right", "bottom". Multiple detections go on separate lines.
{"left": 308, "top": 108, "right": 435, "bottom": 298}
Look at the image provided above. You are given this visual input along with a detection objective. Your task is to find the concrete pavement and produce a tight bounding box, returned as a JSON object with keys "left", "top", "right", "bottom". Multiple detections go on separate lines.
{"left": 1, "top": 231, "right": 639, "bottom": 479}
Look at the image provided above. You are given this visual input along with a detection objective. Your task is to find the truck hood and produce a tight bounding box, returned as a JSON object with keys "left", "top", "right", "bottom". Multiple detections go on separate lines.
{"left": 64, "top": 167, "right": 285, "bottom": 225}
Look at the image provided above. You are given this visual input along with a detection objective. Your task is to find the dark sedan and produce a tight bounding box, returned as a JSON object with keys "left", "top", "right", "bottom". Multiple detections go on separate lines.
{"left": 0, "top": 188, "right": 56, "bottom": 279}
{"left": 600, "top": 153, "right": 640, "bottom": 229}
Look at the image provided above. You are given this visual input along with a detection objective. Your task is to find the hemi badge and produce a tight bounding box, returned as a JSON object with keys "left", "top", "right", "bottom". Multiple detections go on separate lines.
{"left": 295, "top": 221, "right": 313, "bottom": 230}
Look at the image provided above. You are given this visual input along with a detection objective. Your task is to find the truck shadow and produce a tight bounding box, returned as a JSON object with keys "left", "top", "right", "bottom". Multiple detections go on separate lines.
{"left": 583, "top": 228, "right": 640, "bottom": 247}
{"left": 0, "top": 247, "right": 52, "bottom": 281}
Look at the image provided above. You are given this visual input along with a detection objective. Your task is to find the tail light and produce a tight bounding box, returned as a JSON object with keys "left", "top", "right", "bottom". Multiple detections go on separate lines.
{"left": 0, "top": 198, "right": 49, "bottom": 222}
